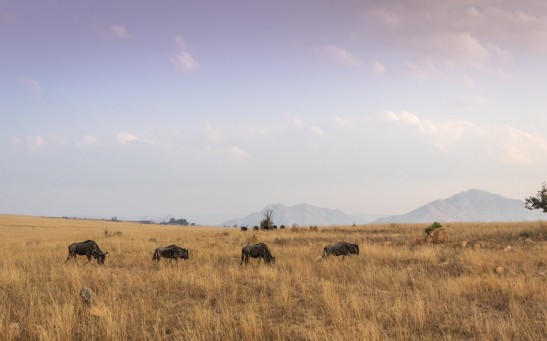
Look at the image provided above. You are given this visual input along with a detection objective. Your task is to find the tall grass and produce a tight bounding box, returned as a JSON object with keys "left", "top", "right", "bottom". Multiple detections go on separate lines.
{"left": 0, "top": 215, "right": 545, "bottom": 340}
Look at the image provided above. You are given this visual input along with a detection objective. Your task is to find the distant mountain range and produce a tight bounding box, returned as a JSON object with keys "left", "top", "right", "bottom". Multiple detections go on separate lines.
{"left": 222, "top": 203, "right": 385, "bottom": 227}
{"left": 221, "top": 189, "right": 544, "bottom": 227}
{"left": 372, "top": 189, "right": 543, "bottom": 224}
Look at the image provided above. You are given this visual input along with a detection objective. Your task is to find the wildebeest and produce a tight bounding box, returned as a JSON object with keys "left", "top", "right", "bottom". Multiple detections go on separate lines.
{"left": 323, "top": 242, "right": 359, "bottom": 258}
{"left": 240, "top": 226, "right": 248, "bottom": 231}
{"left": 152, "top": 245, "right": 188, "bottom": 262}
{"left": 240, "top": 243, "right": 275, "bottom": 265}
{"left": 253, "top": 226, "right": 259, "bottom": 231}
{"left": 65, "top": 240, "right": 108, "bottom": 264}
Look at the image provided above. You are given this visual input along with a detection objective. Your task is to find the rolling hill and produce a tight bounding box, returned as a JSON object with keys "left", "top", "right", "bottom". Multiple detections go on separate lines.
{"left": 372, "top": 189, "right": 543, "bottom": 224}
{"left": 222, "top": 203, "right": 368, "bottom": 227}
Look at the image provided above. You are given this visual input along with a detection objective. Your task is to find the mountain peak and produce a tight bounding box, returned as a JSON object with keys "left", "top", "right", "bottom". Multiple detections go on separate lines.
{"left": 373, "top": 189, "right": 542, "bottom": 224}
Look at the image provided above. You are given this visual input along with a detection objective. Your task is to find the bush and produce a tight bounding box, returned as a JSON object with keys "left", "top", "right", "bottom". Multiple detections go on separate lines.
{"left": 425, "top": 222, "right": 443, "bottom": 235}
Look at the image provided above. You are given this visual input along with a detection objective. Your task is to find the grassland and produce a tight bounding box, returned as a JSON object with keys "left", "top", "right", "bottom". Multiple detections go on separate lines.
{"left": 0, "top": 215, "right": 545, "bottom": 340}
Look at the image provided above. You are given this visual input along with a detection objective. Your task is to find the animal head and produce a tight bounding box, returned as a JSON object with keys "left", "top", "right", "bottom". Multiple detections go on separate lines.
{"left": 353, "top": 244, "right": 359, "bottom": 255}
{"left": 179, "top": 248, "right": 189, "bottom": 259}
{"left": 92, "top": 250, "right": 108, "bottom": 264}
{"left": 266, "top": 254, "right": 276, "bottom": 264}
{"left": 152, "top": 250, "right": 160, "bottom": 261}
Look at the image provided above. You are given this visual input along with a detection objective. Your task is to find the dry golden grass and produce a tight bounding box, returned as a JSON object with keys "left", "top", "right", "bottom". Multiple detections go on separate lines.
{"left": 0, "top": 215, "right": 545, "bottom": 340}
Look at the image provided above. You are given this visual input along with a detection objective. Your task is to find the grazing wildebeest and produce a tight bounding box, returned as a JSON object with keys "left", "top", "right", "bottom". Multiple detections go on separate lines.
{"left": 253, "top": 226, "right": 259, "bottom": 231}
{"left": 240, "top": 243, "right": 275, "bottom": 265}
{"left": 240, "top": 226, "right": 248, "bottom": 231}
{"left": 323, "top": 242, "right": 359, "bottom": 258}
{"left": 152, "top": 245, "right": 188, "bottom": 262}
{"left": 65, "top": 240, "right": 108, "bottom": 264}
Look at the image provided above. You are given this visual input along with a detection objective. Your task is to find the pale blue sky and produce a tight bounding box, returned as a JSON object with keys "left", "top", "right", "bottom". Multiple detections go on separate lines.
{"left": 2, "top": 0, "right": 547, "bottom": 219}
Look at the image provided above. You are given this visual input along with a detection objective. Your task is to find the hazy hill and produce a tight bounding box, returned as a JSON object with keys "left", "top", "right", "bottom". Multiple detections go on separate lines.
{"left": 222, "top": 203, "right": 365, "bottom": 227}
{"left": 372, "top": 189, "right": 543, "bottom": 224}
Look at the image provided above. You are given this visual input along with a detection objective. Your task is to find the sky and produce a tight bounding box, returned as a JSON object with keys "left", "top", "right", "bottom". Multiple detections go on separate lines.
{"left": 2, "top": 0, "right": 547, "bottom": 221}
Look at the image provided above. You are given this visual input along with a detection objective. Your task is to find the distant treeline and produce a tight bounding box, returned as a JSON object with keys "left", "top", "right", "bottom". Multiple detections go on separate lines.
{"left": 160, "top": 218, "right": 196, "bottom": 226}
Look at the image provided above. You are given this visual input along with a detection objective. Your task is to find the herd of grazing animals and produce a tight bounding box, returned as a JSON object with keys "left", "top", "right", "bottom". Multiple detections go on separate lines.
{"left": 65, "top": 236, "right": 360, "bottom": 265}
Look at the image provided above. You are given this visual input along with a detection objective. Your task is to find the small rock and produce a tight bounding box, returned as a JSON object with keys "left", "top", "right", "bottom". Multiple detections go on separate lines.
{"left": 504, "top": 246, "right": 512, "bottom": 252}
{"left": 461, "top": 241, "right": 468, "bottom": 248}
{"left": 495, "top": 266, "right": 504, "bottom": 274}
{"left": 314, "top": 255, "right": 323, "bottom": 262}
{"left": 80, "top": 287, "right": 96, "bottom": 305}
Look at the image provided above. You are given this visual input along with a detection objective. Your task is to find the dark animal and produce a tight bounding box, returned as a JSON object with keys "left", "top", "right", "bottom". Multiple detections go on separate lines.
{"left": 240, "top": 243, "right": 275, "bottom": 265}
{"left": 65, "top": 240, "right": 108, "bottom": 264}
{"left": 323, "top": 242, "right": 359, "bottom": 258}
{"left": 152, "top": 245, "right": 188, "bottom": 262}
{"left": 253, "top": 226, "right": 259, "bottom": 231}
{"left": 241, "top": 226, "right": 248, "bottom": 231}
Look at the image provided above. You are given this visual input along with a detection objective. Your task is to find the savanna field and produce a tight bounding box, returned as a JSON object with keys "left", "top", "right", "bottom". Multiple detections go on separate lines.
{"left": 0, "top": 215, "right": 545, "bottom": 340}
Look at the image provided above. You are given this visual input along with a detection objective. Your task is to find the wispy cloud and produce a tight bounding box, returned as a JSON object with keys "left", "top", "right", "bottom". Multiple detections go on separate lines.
{"left": 205, "top": 123, "right": 221, "bottom": 143}
{"left": 230, "top": 146, "right": 249, "bottom": 160}
{"left": 383, "top": 110, "right": 547, "bottom": 164}
{"left": 322, "top": 44, "right": 361, "bottom": 67}
{"left": 171, "top": 35, "right": 200, "bottom": 73}
{"left": 20, "top": 79, "right": 42, "bottom": 94}
{"left": 10, "top": 135, "right": 45, "bottom": 150}
{"left": 116, "top": 132, "right": 138, "bottom": 144}
{"left": 310, "top": 126, "right": 326, "bottom": 137}
{"left": 373, "top": 60, "right": 386, "bottom": 74}
{"left": 82, "top": 134, "right": 98, "bottom": 145}
{"left": 171, "top": 52, "right": 200, "bottom": 72}
{"left": 108, "top": 24, "right": 131, "bottom": 40}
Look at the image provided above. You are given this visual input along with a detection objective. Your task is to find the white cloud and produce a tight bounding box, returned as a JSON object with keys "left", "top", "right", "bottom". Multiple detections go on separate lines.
{"left": 108, "top": 25, "right": 131, "bottom": 40}
{"left": 322, "top": 44, "right": 361, "bottom": 67}
{"left": 20, "top": 79, "right": 42, "bottom": 94}
{"left": 82, "top": 134, "right": 97, "bottom": 145}
{"left": 10, "top": 135, "right": 45, "bottom": 150}
{"left": 435, "top": 32, "right": 490, "bottom": 70}
{"left": 407, "top": 60, "right": 439, "bottom": 79}
{"left": 367, "top": 8, "right": 401, "bottom": 28}
{"left": 171, "top": 51, "right": 200, "bottom": 72}
{"left": 334, "top": 116, "right": 356, "bottom": 128}
{"left": 116, "top": 132, "right": 138, "bottom": 144}
{"left": 27, "top": 135, "right": 45, "bottom": 149}
{"left": 284, "top": 113, "right": 305, "bottom": 128}
{"left": 310, "top": 126, "right": 326, "bottom": 137}
{"left": 383, "top": 110, "right": 547, "bottom": 164}
{"left": 173, "top": 35, "right": 188, "bottom": 49}
{"left": 230, "top": 146, "right": 249, "bottom": 160}
{"left": 487, "top": 44, "right": 513, "bottom": 63}
{"left": 171, "top": 35, "right": 200, "bottom": 73}
{"left": 205, "top": 123, "right": 221, "bottom": 143}
{"left": 463, "top": 74, "right": 474, "bottom": 88}
{"left": 11, "top": 136, "right": 22, "bottom": 146}
{"left": 373, "top": 60, "right": 386, "bottom": 74}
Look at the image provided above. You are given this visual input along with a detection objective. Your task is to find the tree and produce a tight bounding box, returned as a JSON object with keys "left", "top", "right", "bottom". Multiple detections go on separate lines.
{"left": 260, "top": 209, "right": 274, "bottom": 230}
{"left": 525, "top": 182, "right": 547, "bottom": 213}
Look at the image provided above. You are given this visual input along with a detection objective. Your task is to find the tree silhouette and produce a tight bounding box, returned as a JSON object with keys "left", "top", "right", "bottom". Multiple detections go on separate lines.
{"left": 260, "top": 209, "right": 274, "bottom": 230}
{"left": 525, "top": 182, "right": 547, "bottom": 213}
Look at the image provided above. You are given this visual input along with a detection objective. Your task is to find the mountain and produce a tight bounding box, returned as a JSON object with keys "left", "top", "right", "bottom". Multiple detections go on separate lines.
{"left": 222, "top": 203, "right": 363, "bottom": 227}
{"left": 372, "top": 189, "right": 543, "bottom": 224}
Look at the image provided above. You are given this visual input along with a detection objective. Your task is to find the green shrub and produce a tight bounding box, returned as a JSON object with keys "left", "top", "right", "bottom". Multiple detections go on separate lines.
{"left": 425, "top": 222, "right": 443, "bottom": 235}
